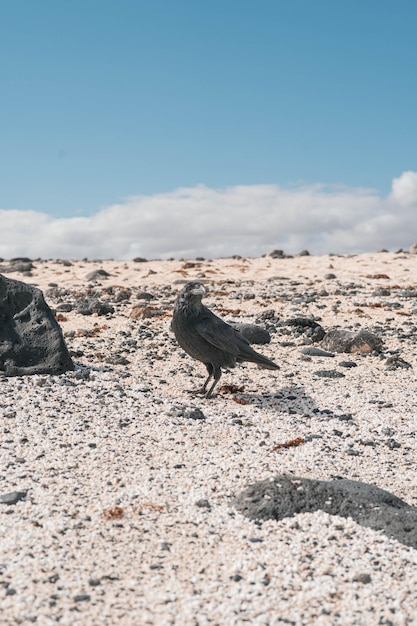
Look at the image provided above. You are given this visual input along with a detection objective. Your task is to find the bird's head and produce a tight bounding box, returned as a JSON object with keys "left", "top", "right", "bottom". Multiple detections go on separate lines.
{"left": 175, "top": 281, "right": 207, "bottom": 311}
{"left": 181, "top": 281, "right": 206, "bottom": 299}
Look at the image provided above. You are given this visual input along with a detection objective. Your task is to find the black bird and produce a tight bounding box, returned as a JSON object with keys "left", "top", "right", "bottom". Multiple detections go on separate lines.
{"left": 172, "top": 281, "right": 279, "bottom": 398}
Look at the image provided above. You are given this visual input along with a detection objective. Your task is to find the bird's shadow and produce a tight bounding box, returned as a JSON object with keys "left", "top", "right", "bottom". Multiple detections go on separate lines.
{"left": 216, "top": 382, "right": 318, "bottom": 415}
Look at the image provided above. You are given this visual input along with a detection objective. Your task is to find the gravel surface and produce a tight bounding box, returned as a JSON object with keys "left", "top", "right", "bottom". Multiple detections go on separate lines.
{"left": 1, "top": 252, "right": 416, "bottom": 625}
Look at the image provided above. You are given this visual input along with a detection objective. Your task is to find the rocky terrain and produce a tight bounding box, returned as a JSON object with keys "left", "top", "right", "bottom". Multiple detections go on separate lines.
{"left": 0, "top": 251, "right": 416, "bottom": 625}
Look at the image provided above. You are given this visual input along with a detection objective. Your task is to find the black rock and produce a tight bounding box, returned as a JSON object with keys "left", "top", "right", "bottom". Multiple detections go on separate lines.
{"left": 5, "top": 588, "right": 16, "bottom": 595}
{"left": 0, "top": 491, "right": 27, "bottom": 505}
{"left": 385, "top": 356, "right": 412, "bottom": 370}
{"left": 0, "top": 274, "right": 74, "bottom": 376}
{"left": 321, "top": 329, "right": 383, "bottom": 354}
{"left": 269, "top": 249, "right": 285, "bottom": 258}
{"left": 231, "top": 323, "right": 271, "bottom": 345}
{"left": 74, "top": 594, "right": 91, "bottom": 602}
{"left": 233, "top": 475, "right": 417, "bottom": 548}
{"left": 285, "top": 317, "right": 326, "bottom": 342}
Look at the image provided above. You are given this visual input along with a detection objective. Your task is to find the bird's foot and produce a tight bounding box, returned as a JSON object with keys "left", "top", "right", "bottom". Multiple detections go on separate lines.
{"left": 186, "top": 387, "right": 207, "bottom": 396}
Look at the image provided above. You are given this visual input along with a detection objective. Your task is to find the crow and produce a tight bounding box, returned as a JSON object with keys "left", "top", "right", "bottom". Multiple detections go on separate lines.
{"left": 171, "top": 281, "right": 279, "bottom": 398}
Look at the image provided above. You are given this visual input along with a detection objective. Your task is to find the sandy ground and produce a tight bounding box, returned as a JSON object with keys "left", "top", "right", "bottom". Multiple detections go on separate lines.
{"left": 1, "top": 251, "right": 417, "bottom": 625}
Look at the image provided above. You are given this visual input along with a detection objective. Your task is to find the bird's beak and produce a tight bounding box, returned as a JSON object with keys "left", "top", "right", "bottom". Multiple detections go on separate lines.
{"left": 190, "top": 284, "right": 206, "bottom": 296}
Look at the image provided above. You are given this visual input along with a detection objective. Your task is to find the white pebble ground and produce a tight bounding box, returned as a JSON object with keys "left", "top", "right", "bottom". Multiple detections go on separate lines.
{"left": 1, "top": 252, "right": 416, "bottom": 625}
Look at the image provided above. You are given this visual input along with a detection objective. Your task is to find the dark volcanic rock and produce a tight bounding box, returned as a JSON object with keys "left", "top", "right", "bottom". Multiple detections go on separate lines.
{"left": 285, "top": 317, "right": 326, "bottom": 343}
{"left": 0, "top": 274, "right": 74, "bottom": 376}
{"left": 231, "top": 323, "right": 271, "bottom": 345}
{"left": 233, "top": 475, "right": 417, "bottom": 548}
{"left": 385, "top": 355, "right": 412, "bottom": 370}
{"left": 321, "top": 329, "right": 383, "bottom": 354}
{"left": 269, "top": 249, "right": 286, "bottom": 258}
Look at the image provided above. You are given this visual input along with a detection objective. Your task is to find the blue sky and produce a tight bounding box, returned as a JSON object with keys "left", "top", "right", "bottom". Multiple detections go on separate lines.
{"left": 1, "top": 0, "right": 417, "bottom": 258}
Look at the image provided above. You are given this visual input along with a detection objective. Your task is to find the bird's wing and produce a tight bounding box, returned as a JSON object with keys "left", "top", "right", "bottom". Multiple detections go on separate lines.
{"left": 196, "top": 310, "right": 250, "bottom": 355}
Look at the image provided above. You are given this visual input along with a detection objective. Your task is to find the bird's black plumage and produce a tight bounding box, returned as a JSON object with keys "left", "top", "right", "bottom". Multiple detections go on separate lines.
{"left": 172, "top": 281, "right": 279, "bottom": 398}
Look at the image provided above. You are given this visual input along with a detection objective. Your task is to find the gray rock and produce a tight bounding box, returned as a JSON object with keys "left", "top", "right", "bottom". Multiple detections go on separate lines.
{"left": 0, "top": 258, "right": 35, "bottom": 274}
{"left": 76, "top": 299, "right": 114, "bottom": 316}
{"left": 0, "top": 491, "right": 27, "bottom": 505}
{"left": 372, "top": 287, "right": 391, "bottom": 296}
{"left": 167, "top": 404, "right": 205, "bottom": 420}
{"left": 195, "top": 499, "right": 211, "bottom": 508}
{"left": 136, "top": 291, "right": 155, "bottom": 301}
{"left": 321, "top": 329, "right": 383, "bottom": 354}
{"left": 352, "top": 573, "right": 372, "bottom": 584}
{"left": 300, "top": 347, "right": 334, "bottom": 357}
{"left": 184, "top": 407, "right": 206, "bottom": 420}
{"left": 86, "top": 269, "right": 111, "bottom": 281}
{"left": 0, "top": 274, "right": 74, "bottom": 376}
{"left": 8, "top": 261, "right": 34, "bottom": 273}
{"left": 408, "top": 243, "right": 417, "bottom": 254}
{"left": 231, "top": 323, "right": 271, "bottom": 345}
{"left": 89, "top": 300, "right": 115, "bottom": 316}
{"left": 233, "top": 475, "right": 417, "bottom": 548}
{"left": 56, "top": 302, "right": 74, "bottom": 312}
{"left": 314, "top": 369, "right": 345, "bottom": 378}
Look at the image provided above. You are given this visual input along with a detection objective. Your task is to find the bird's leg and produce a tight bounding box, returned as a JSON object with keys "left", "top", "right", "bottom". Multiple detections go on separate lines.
{"left": 201, "top": 363, "right": 214, "bottom": 393}
{"left": 205, "top": 366, "right": 222, "bottom": 399}
{"left": 187, "top": 364, "right": 213, "bottom": 395}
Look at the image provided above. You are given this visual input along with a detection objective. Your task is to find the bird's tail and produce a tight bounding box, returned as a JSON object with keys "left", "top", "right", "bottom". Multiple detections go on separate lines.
{"left": 239, "top": 348, "right": 280, "bottom": 370}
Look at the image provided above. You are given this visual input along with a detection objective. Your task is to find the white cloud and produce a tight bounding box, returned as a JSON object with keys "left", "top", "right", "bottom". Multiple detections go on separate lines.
{"left": 1, "top": 173, "right": 417, "bottom": 260}
{"left": 389, "top": 171, "right": 417, "bottom": 206}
